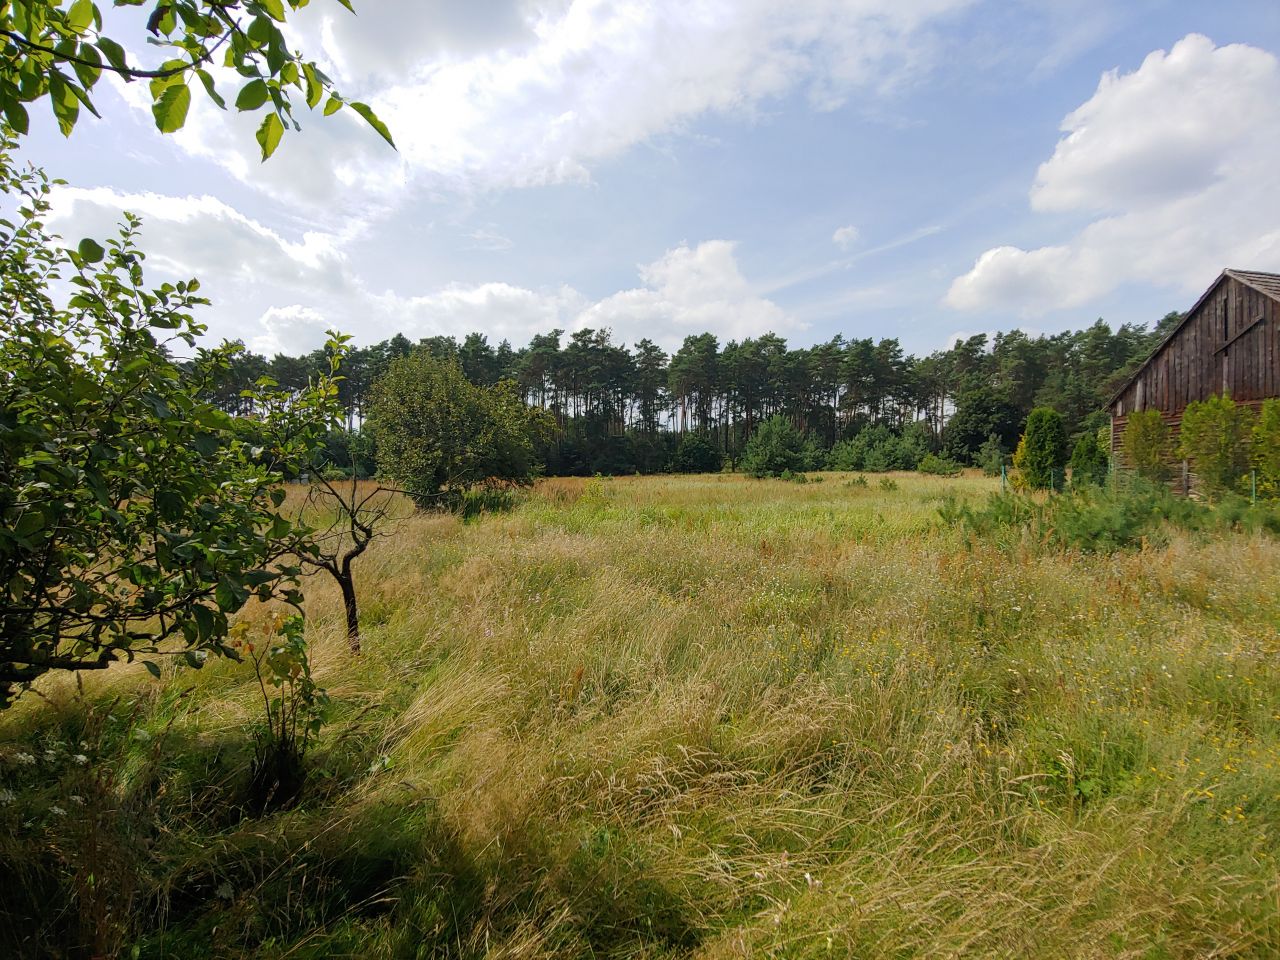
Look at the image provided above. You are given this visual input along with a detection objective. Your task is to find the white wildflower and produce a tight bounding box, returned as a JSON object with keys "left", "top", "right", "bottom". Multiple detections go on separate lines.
{"left": 48, "top": 805, "right": 66, "bottom": 817}
{"left": 72, "top": 754, "right": 88, "bottom": 765}
{"left": 14, "top": 752, "right": 35, "bottom": 766}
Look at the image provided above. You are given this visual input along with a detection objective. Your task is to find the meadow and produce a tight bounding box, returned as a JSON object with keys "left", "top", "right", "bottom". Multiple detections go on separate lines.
{"left": 3, "top": 471, "right": 1279, "bottom": 958}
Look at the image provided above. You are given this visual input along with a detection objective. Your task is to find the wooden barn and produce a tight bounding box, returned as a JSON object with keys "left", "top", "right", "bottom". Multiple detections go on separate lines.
{"left": 1109, "top": 268, "right": 1280, "bottom": 469}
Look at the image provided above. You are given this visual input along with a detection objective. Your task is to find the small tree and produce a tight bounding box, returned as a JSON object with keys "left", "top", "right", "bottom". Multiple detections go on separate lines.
{"left": 0, "top": 144, "right": 342, "bottom": 706}
{"left": 977, "top": 434, "right": 1006, "bottom": 478}
{"left": 1253, "top": 398, "right": 1280, "bottom": 499}
{"left": 670, "top": 432, "right": 722, "bottom": 473}
{"left": 1179, "top": 394, "right": 1255, "bottom": 498}
{"left": 1069, "top": 430, "right": 1109, "bottom": 487}
{"left": 368, "top": 353, "right": 550, "bottom": 509}
{"left": 1121, "top": 409, "right": 1170, "bottom": 482}
{"left": 302, "top": 476, "right": 402, "bottom": 654}
{"left": 740, "top": 415, "right": 815, "bottom": 478}
{"left": 1014, "top": 407, "right": 1069, "bottom": 490}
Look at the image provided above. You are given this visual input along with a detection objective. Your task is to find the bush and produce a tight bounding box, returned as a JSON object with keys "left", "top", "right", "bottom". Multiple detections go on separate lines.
{"left": 1253, "top": 398, "right": 1280, "bottom": 499}
{"left": 1014, "top": 407, "right": 1068, "bottom": 490}
{"left": 740, "top": 415, "right": 817, "bottom": 478}
{"left": 918, "top": 453, "right": 962, "bottom": 476}
{"left": 1122, "top": 409, "right": 1169, "bottom": 482}
{"left": 669, "top": 431, "right": 722, "bottom": 473}
{"left": 1069, "top": 430, "right": 1109, "bottom": 488}
{"left": 1180, "top": 394, "right": 1255, "bottom": 499}
{"left": 977, "top": 434, "right": 1006, "bottom": 477}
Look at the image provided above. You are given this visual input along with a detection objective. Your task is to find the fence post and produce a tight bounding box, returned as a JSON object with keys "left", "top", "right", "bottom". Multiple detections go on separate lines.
{"left": 1182, "top": 460, "right": 1189, "bottom": 497}
{"left": 1252, "top": 469, "right": 1257, "bottom": 505}
{"left": 1000, "top": 463, "right": 1006, "bottom": 493}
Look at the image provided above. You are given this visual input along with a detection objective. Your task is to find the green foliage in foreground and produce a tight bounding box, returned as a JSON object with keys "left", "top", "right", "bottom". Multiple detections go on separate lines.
{"left": 1069, "top": 429, "right": 1110, "bottom": 488}
{"left": 0, "top": 0, "right": 392, "bottom": 159}
{"left": 0, "top": 140, "right": 342, "bottom": 706}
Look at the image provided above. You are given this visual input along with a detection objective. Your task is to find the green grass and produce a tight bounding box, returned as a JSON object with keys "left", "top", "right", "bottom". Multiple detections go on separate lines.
{"left": 3, "top": 471, "right": 1279, "bottom": 957}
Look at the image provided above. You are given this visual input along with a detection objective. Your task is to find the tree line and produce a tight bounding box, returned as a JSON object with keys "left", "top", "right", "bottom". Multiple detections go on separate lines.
{"left": 208, "top": 314, "right": 1181, "bottom": 476}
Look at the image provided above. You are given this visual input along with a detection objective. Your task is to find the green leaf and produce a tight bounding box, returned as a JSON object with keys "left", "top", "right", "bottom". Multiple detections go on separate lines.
{"left": 194, "top": 69, "right": 226, "bottom": 109}
{"left": 322, "top": 95, "right": 342, "bottom": 116}
{"left": 235, "top": 78, "right": 269, "bottom": 111}
{"left": 66, "top": 0, "right": 94, "bottom": 34}
{"left": 260, "top": 0, "right": 287, "bottom": 20}
{"left": 255, "top": 111, "right": 283, "bottom": 160}
{"left": 3, "top": 99, "right": 29, "bottom": 136}
{"left": 303, "top": 63, "right": 322, "bottom": 108}
{"left": 349, "top": 100, "right": 395, "bottom": 148}
{"left": 77, "top": 237, "right": 105, "bottom": 263}
{"left": 152, "top": 83, "right": 190, "bottom": 133}
{"left": 97, "top": 37, "right": 129, "bottom": 75}
{"left": 142, "top": 660, "right": 162, "bottom": 679}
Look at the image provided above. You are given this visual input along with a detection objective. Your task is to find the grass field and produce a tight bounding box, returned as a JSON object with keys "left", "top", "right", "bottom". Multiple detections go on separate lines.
{"left": 4, "top": 472, "right": 1280, "bottom": 958}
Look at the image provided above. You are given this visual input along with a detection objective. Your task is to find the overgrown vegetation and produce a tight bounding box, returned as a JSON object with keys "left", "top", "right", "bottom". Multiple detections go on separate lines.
{"left": 4, "top": 473, "right": 1278, "bottom": 957}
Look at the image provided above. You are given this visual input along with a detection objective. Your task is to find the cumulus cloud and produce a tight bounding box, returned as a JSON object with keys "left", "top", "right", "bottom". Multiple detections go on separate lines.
{"left": 947, "top": 34, "right": 1280, "bottom": 314}
{"left": 117, "top": 0, "right": 971, "bottom": 206}
{"left": 49, "top": 187, "right": 793, "bottom": 355}
{"left": 832, "top": 225, "right": 860, "bottom": 249}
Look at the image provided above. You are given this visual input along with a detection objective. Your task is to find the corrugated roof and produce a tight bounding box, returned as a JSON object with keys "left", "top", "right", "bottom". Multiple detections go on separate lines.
{"left": 1108, "top": 268, "right": 1280, "bottom": 408}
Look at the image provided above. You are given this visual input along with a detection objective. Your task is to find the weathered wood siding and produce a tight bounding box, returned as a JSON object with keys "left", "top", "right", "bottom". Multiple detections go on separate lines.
{"left": 1110, "top": 273, "right": 1280, "bottom": 458}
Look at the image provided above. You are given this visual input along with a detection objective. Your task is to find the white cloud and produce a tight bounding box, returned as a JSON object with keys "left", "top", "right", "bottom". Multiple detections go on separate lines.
{"left": 118, "top": 0, "right": 972, "bottom": 206}
{"left": 947, "top": 34, "right": 1280, "bottom": 314}
{"left": 832, "top": 225, "right": 860, "bottom": 249}
{"left": 49, "top": 186, "right": 794, "bottom": 354}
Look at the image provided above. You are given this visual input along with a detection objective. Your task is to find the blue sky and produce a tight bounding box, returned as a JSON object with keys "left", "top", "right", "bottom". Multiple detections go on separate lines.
{"left": 30, "top": 0, "right": 1280, "bottom": 357}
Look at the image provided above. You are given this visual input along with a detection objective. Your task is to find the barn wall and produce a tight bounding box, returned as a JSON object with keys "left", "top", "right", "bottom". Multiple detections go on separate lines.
{"left": 1111, "top": 276, "right": 1280, "bottom": 418}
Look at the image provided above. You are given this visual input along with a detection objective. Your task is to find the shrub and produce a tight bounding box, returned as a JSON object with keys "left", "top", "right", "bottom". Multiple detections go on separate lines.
{"left": 1014, "top": 407, "right": 1069, "bottom": 490}
{"left": 1122, "top": 409, "right": 1170, "bottom": 482}
{"left": 1180, "top": 394, "right": 1255, "bottom": 499}
{"left": 1069, "top": 430, "right": 1109, "bottom": 488}
{"left": 879, "top": 477, "right": 898, "bottom": 492}
{"left": 740, "top": 415, "right": 816, "bottom": 478}
{"left": 1253, "top": 398, "right": 1280, "bottom": 499}
{"left": 368, "top": 354, "right": 549, "bottom": 510}
{"left": 918, "top": 453, "right": 962, "bottom": 476}
{"left": 977, "top": 434, "right": 1006, "bottom": 477}
{"left": 670, "top": 431, "right": 722, "bottom": 473}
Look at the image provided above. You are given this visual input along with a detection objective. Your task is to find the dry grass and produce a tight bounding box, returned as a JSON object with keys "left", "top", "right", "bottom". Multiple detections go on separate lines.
{"left": 3, "top": 471, "right": 1278, "bottom": 958}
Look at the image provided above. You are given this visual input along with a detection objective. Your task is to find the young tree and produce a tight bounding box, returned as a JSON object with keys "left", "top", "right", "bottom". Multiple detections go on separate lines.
{"left": 1253, "top": 398, "right": 1280, "bottom": 499}
{"left": 670, "top": 432, "right": 721, "bottom": 473}
{"left": 1069, "top": 430, "right": 1110, "bottom": 487}
{"left": 368, "top": 352, "right": 551, "bottom": 509}
{"left": 1179, "top": 394, "right": 1255, "bottom": 498}
{"left": 740, "top": 415, "right": 815, "bottom": 478}
{"left": 0, "top": 0, "right": 392, "bottom": 159}
{"left": 0, "top": 143, "right": 343, "bottom": 706}
{"left": 1121, "top": 409, "right": 1170, "bottom": 482}
{"left": 1014, "top": 407, "right": 1068, "bottom": 490}
{"left": 302, "top": 476, "right": 401, "bottom": 654}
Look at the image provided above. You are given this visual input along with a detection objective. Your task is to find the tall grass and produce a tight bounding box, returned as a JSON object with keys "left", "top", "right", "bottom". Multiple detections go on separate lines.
{"left": 2, "top": 472, "right": 1278, "bottom": 957}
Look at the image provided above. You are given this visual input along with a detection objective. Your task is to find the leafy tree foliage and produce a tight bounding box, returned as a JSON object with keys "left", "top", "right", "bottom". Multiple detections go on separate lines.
{"left": 977, "top": 434, "right": 1006, "bottom": 477}
{"left": 0, "top": 142, "right": 342, "bottom": 706}
{"left": 1069, "top": 429, "right": 1110, "bottom": 487}
{"left": 669, "top": 432, "right": 721, "bottom": 474}
{"left": 1179, "top": 394, "right": 1255, "bottom": 498}
{"left": 367, "top": 352, "right": 550, "bottom": 509}
{"left": 1253, "top": 399, "right": 1280, "bottom": 499}
{"left": 740, "top": 415, "right": 816, "bottom": 478}
{"left": 1014, "top": 408, "right": 1069, "bottom": 490}
{"left": 1122, "top": 409, "right": 1170, "bottom": 482}
{"left": 0, "top": 0, "right": 391, "bottom": 158}
{"left": 203, "top": 316, "right": 1164, "bottom": 477}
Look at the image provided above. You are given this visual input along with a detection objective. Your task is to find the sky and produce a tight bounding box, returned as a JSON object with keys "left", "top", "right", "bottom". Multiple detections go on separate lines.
{"left": 26, "top": 0, "right": 1280, "bottom": 358}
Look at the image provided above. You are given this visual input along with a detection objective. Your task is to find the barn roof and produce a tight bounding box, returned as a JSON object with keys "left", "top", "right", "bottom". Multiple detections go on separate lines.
{"left": 1108, "top": 268, "right": 1280, "bottom": 408}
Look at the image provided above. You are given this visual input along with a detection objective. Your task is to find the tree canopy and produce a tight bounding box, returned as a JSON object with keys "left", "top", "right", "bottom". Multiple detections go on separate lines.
{"left": 0, "top": 137, "right": 345, "bottom": 705}
{"left": 0, "top": 0, "right": 391, "bottom": 158}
